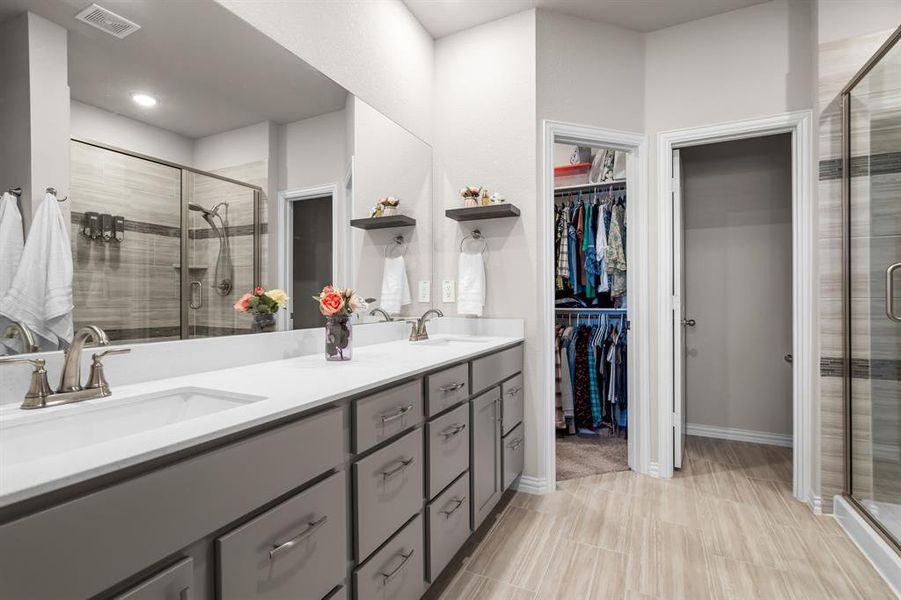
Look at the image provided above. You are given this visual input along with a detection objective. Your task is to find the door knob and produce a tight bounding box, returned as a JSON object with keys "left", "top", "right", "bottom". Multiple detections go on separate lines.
{"left": 784, "top": 354, "right": 793, "bottom": 364}
{"left": 681, "top": 318, "right": 696, "bottom": 327}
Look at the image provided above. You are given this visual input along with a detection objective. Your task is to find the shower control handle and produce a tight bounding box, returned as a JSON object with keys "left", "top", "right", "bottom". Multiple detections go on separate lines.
{"left": 681, "top": 318, "right": 696, "bottom": 327}
{"left": 190, "top": 281, "right": 203, "bottom": 310}
{"left": 886, "top": 262, "right": 901, "bottom": 323}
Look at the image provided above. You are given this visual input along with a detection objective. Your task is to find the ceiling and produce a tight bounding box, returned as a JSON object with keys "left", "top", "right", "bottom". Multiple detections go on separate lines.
{"left": 403, "top": 0, "right": 771, "bottom": 37}
{"left": 0, "top": 0, "right": 348, "bottom": 139}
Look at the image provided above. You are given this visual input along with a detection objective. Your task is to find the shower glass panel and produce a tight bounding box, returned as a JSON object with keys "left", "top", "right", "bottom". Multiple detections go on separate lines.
{"left": 70, "top": 141, "right": 182, "bottom": 343}
{"left": 845, "top": 30, "right": 901, "bottom": 549}
{"left": 184, "top": 172, "right": 259, "bottom": 339}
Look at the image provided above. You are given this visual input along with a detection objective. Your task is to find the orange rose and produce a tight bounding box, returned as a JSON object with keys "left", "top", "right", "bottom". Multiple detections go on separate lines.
{"left": 233, "top": 293, "right": 252, "bottom": 312}
{"left": 320, "top": 291, "right": 345, "bottom": 315}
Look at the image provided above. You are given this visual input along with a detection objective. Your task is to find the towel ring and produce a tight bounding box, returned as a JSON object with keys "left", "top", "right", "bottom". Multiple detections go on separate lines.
{"left": 460, "top": 229, "right": 488, "bottom": 254}
{"left": 385, "top": 235, "right": 407, "bottom": 258}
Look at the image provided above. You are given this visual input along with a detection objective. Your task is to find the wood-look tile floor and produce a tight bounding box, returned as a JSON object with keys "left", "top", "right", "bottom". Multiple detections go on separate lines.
{"left": 434, "top": 436, "right": 895, "bottom": 600}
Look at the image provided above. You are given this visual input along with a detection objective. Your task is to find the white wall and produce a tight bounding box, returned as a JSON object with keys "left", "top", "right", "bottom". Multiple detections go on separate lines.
{"left": 434, "top": 9, "right": 539, "bottom": 477}
{"left": 70, "top": 101, "right": 194, "bottom": 166}
{"left": 215, "top": 0, "right": 433, "bottom": 143}
{"left": 0, "top": 13, "right": 31, "bottom": 217}
{"left": 818, "top": 0, "right": 901, "bottom": 44}
{"left": 536, "top": 10, "right": 645, "bottom": 133}
{"left": 353, "top": 98, "right": 432, "bottom": 314}
{"left": 682, "top": 134, "right": 794, "bottom": 436}
{"left": 193, "top": 121, "right": 272, "bottom": 173}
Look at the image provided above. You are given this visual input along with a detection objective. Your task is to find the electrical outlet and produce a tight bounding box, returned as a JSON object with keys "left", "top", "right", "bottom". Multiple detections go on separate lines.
{"left": 442, "top": 279, "right": 455, "bottom": 303}
{"left": 418, "top": 280, "right": 431, "bottom": 302}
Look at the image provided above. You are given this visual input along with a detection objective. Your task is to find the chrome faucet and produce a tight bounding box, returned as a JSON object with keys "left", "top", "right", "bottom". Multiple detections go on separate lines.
{"left": 369, "top": 308, "right": 394, "bottom": 322}
{"left": 4, "top": 322, "right": 38, "bottom": 354}
{"left": 0, "top": 325, "right": 130, "bottom": 409}
{"left": 409, "top": 309, "right": 444, "bottom": 341}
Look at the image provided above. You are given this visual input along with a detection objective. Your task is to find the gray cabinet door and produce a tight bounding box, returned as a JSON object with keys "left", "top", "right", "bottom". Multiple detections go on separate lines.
{"left": 502, "top": 423, "right": 524, "bottom": 490}
{"left": 500, "top": 373, "right": 524, "bottom": 435}
{"left": 113, "top": 557, "right": 193, "bottom": 600}
{"left": 426, "top": 403, "right": 469, "bottom": 500}
{"left": 426, "top": 472, "right": 470, "bottom": 582}
{"left": 217, "top": 471, "right": 347, "bottom": 600}
{"left": 353, "top": 428, "right": 424, "bottom": 561}
{"left": 353, "top": 514, "right": 424, "bottom": 600}
{"left": 470, "top": 388, "right": 501, "bottom": 530}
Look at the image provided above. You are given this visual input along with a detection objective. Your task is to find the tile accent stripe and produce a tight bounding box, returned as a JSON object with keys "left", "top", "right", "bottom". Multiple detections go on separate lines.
{"left": 820, "top": 356, "right": 901, "bottom": 380}
{"left": 819, "top": 151, "right": 901, "bottom": 180}
{"left": 102, "top": 325, "right": 254, "bottom": 342}
{"left": 70, "top": 213, "right": 267, "bottom": 240}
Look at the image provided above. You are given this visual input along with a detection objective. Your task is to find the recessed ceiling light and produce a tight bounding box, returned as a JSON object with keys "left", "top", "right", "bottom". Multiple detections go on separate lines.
{"left": 131, "top": 93, "right": 157, "bottom": 108}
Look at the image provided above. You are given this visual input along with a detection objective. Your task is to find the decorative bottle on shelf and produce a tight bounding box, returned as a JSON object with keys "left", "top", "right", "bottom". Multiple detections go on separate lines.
{"left": 325, "top": 315, "right": 353, "bottom": 361}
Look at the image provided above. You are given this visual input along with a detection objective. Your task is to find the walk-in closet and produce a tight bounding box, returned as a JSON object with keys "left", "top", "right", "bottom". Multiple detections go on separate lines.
{"left": 553, "top": 143, "right": 630, "bottom": 481}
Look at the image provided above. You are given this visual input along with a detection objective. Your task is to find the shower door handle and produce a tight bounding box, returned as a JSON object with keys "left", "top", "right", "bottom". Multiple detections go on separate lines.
{"left": 190, "top": 281, "right": 203, "bottom": 310}
{"left": 886, "top": 263, "right": 901, "bottom": 323}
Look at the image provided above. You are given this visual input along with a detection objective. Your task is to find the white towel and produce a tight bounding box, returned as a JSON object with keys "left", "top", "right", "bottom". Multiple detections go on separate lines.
{"left": 0, "top": 193, "right": 73, "bottom": 348}
{"left": 0, "top": 192, "right": 24, "bottom": 296}
{"left": 380, "top": 255, "right": 411, "bottom": 315}
{"left": 457, "top": 252, "right": 486, "bottom": 317}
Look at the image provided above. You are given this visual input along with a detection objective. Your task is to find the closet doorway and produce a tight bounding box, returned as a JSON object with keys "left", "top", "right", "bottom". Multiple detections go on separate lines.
{"left": 673, "top": 135, "right": 794, "bottom": 473}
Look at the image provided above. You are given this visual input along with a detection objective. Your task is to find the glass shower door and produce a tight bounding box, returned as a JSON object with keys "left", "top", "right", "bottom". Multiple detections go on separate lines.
{"left": 183, "top": 171, "right": 259, "bottom": 338}
{"left": 845, "top": 30, "right": 901, "bottom": 548}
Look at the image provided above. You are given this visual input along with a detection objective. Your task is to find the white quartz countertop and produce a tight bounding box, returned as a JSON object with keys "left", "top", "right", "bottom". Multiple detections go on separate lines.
{"left": 0, "top": 333, "right": 522, "bottom": 510}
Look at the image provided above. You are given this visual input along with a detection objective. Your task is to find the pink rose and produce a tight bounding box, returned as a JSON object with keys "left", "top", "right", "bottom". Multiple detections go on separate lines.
{"left": 253, "top": 286, "right": 265, "bottom": 296}
{"left": 320, "top": 291, "right": 345, "bottom": 315}
{"left": 233, "top": 293, "right": 252, "bottom": 312}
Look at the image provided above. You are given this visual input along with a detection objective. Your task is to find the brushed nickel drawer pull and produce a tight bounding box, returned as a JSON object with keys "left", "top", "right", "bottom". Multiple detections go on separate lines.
{"left": 381, "top": 456, "right": 415, "bottom": 480}
{"left": 439, "top": 382, "right": 465, "bottom": 392}
{"left": 440, "top": 423, "right": 467, "bottom": 438}
{"left": 380, "top": 549, "right": 414, "bottom": 583}
{"left": 269, "top": 515, "right": 328, "bottom": 559}
{"left": 440, "top": 496, "right": 466, "bottom": 518}
{"left": 507, "top": 438, "right": 523, "bottom": 450}
{"left": 505, "top": 386, "right": 521, "bottom": 396}
{"left": 381, "top": 404, "right": 414, "bottom": 423}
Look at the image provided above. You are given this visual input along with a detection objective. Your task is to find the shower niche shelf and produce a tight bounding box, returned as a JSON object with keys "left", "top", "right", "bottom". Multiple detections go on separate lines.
{"left": 349, "top": 215, "right": 416, "bottom": 230}
{"left": 172, "top": 264, "right": 209, "bottom": 271}
{"left": 445, "top": 204, "right": 520, "bottom": 221}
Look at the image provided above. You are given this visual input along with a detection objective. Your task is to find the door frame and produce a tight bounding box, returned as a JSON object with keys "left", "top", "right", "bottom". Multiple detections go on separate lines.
{"left": 655, "top": 110, "right": 816, "bottom": 507}
{"left": 276, "top": 184, "right": 340, "bottom": 330}
{"left": 538, "top": 120, "right": 652, "bottom": 494}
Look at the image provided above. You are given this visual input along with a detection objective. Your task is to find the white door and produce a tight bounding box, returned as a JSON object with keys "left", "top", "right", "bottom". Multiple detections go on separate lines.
{"left": 672, "top": 149, "right": 687, "bottom": 469}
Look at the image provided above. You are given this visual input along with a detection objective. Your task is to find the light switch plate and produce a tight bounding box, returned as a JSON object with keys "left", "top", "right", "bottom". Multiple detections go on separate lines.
{"left": 442, "top": 279, "right": 455, "bottom": 303}
{"left": 418, "top": 280, "right": 431, "bottom": 302}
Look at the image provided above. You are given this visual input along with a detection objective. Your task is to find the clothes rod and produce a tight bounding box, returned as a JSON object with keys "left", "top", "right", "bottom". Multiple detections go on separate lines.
{"left": 554, "top": 180, "right": 626, "bottom": 193}
{"left": 555, "top": 308, "right": 627, "bottom": 313}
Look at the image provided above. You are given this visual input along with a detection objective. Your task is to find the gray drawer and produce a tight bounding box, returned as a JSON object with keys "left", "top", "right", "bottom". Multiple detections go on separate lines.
{"left": 217, "top": 471, "right": 347, "bottom": 600}
{"left": 354, "top": 428, "right": 424, "bottom": 560}
{"left": 426, "top": 473, "right": 470, "bottom": 582}
{"left": 425, "top": 364, "right": 469, "bottom": 416}
{"left": 426, "top": 403, "right": 469, "bottom": 499}
{"left": 354, "top": 380, "right": 423, "bottom": 453}
{"left": 502, "top": 423, "right": 525, "bottom": 491}
{"left": 353, "top": 514, "right": 424, "bottom": 600}
{"left": 471, "top": 345, "right": 523, "bottom": 394}
{"left": 0, "top": 406, "right": 345, "bottom": 600}
{"left": 501, "top": 373, "right": 524, "bottom": 435}
{"left": 114, "top": 557, "right": 193, "bottom": 600}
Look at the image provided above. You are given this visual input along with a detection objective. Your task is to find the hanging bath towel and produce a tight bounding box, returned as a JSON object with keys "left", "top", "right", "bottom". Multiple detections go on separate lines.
{"left": 457, "top": 251, "right": 485, "bottom": 316}
{"left": 379, "top": 255, "right": 412, "bottom": 315}
{"left": 0, "top": 193, "right": 73, "bottom": 348}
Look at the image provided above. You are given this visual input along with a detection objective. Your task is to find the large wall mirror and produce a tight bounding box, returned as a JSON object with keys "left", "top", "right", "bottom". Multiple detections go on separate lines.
{"left": 0, "top": 0, "right": 432, "bottom": 356}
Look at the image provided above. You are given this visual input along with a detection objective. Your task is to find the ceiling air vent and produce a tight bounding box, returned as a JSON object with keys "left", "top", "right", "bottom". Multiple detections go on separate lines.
{"left": 75, "top": 4, "right": 140, "bottom": 39}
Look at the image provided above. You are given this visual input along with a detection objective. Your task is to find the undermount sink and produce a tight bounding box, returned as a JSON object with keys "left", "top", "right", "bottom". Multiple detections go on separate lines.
{"left": 0, "top": 387, "right": 266, "bottom": 468}
{"left": 412, "top": 336, "right": 496, "bottom": 347}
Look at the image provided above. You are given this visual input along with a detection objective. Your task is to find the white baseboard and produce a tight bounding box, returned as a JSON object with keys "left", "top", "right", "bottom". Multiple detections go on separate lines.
{"left": 808, "top": 492, "right": 823, "bottom": 514}
{"left": 834, "top": 495, "right": 901, "bottom": 597}
{"left": 648, "top": 462, "right": 661, "bottom": 478}
{"left": 515, "top": 476, "right": 547, "bottom": 495}
{"left": 685, "top": 423, "right": 792, "bottom": 448}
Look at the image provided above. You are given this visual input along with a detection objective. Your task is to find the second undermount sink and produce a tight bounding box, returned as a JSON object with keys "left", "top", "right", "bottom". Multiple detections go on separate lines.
{"left": 412, "top": 335, "right": 496, "bottom": 347}
{"left": 0, "top": 387, "right": 266, "bottom": 468}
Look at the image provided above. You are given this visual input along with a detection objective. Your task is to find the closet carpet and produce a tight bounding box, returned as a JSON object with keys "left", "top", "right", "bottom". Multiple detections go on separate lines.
{"left": 430, "top": 436, "right": 894, "bottom": 600}
{"left": 555, "top": 434, "right": 629, "bottom": 481}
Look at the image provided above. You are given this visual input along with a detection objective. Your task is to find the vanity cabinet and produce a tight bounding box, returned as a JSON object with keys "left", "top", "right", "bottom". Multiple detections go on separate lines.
{"left": 471, "top": 388, "right": 503, "bottom": 530}
{"left": 0, "top": 342, "right": 523, "bottom": 600}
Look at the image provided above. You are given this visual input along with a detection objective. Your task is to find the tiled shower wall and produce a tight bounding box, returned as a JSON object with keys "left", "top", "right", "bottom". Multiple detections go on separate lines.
{"left": 817, "top": 29, "right": 899, "bottom": 512}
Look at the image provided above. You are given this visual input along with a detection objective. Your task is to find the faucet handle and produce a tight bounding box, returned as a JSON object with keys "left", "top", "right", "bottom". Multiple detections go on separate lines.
{"left": 87, "top": 348, "right": 131, "bottom": 394}
{"left": 0, "top": 356, "right": 54, "bottom": 409}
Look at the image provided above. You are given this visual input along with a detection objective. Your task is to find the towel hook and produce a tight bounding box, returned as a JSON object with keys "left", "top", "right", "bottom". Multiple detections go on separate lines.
{"left": 7, "top": 187, "right": 22, "bottom": 198}
{"left": 46, "top": 187, "right": 68, "bottom": 202}
{"left": 384, "top": 235, "right": 407, "bottom": 258}
{"left": 460, "top": 229, "right": 488, "bottom": 254}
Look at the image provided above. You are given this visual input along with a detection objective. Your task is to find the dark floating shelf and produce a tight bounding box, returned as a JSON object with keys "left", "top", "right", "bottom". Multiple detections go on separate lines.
{"left": 445, "top": 204, "right": 521, "bottom": 222}
{"left": 349, "top": 215, "right": 416, "bottom": 230}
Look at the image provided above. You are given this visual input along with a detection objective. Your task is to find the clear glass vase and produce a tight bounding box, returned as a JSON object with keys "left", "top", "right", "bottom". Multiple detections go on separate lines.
{"left": 252, "top": 312, "right": 276, "bottom": 332}
{"left": 325, "top": 315, "right": 352, "bottom": 361}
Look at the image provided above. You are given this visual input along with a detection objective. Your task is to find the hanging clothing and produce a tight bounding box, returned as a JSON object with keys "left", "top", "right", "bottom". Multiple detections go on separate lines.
{"left": 555, "top": 206, "right": 569, "bottom": 291}
{"left": 605, "top": 203, "right": 627, "bottom": 298}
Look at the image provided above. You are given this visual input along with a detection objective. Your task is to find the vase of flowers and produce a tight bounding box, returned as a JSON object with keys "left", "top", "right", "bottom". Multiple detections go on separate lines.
{"left": 460, "top": 185, "right": 482, "bottom": 208}
{"left": 313, "top": 285, "right": 367, "bottom": 361}
{"left": 233, "top": 287, "right": 289, "bottom": 332}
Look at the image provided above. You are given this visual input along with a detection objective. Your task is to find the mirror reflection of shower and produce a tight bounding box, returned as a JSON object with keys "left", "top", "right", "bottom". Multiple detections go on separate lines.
{"left": 188, "top": 201, "right": 234, "bottom": 296}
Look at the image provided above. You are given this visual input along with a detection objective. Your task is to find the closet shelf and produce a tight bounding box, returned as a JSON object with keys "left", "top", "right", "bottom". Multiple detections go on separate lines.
{"left": 554, "top": 179, "right": 626, "bottom": 193}
{"left": 554, "top": 162, "right": 592, "bottom": 176}
{"left": 445, "top": 204, "right": 521, "bottom": 222}
{"left": 349, "top": 215, "right": 416, "bottom": 230}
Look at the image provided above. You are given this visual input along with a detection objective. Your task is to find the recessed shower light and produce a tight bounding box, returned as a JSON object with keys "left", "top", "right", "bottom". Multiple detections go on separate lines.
{"left": 131, "top": 93, "right": 157, "bottom": 107}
